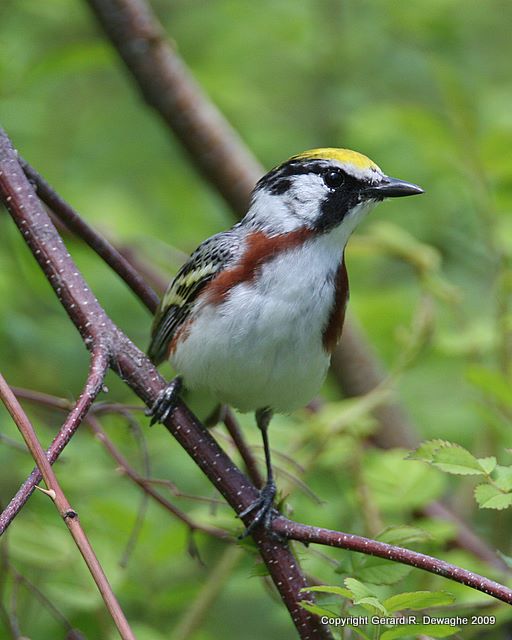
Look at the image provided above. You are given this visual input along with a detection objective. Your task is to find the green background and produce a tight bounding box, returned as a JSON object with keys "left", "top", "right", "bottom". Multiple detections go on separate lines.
{"left": 1, "top": 1, "right": 512, "bottom": 638}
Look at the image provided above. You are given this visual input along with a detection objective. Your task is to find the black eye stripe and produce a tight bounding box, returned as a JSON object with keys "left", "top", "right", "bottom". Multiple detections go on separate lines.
{"left": 255, "top": 159, "right": 366, "bottom": 196}
{"left": 256, "top": 160, "right": 328, "bottom": 193}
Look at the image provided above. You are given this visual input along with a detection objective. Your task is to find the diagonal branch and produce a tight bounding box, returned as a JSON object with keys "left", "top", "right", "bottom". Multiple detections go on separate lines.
{"left": 0, "top": 127, "right": 332, "bottom": 640}
{"left": 2, "top": 125, "right": 512, "bottom": 640}
{"left": 0, "top": 372, "right": 136, "bottom": 640}
{"left": 0, "top": 348, "right": 109, "bottom": 535}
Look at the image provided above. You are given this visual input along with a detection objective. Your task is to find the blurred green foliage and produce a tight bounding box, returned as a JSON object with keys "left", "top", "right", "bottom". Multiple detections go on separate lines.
{"left": 1, "top": 0, "right": 512, "bottom": 638}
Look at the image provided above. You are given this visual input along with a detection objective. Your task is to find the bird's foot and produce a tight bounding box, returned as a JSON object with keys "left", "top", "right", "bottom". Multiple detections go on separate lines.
{"left": 145, "top": 376, "right": 183, "bottom": 425}
{"left": 238, "top": 480, "right": 280, "bottom": 539}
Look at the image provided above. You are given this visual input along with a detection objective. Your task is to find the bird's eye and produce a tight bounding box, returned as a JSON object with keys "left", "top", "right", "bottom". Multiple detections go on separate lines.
{"left": 323, "top": 169, "right": 345, "bottom": 190}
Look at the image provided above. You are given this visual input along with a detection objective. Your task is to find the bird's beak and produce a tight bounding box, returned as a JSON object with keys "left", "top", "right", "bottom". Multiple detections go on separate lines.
{"left": 365, "top": 176, "right": 424, "bottom": 199}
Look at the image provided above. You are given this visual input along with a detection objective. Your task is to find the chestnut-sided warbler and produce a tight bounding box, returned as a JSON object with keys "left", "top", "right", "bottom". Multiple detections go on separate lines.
{"left": 147, "top": 148, "right": 423, "bottom": 535}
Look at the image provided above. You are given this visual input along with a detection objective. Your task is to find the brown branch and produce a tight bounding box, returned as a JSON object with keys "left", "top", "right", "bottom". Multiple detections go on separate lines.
{"left": 274, "top": 518, "right": 512, "bottom": 606}
{"left": 9, "top": 385, "right": 229, "bottom": 535}
{"left": 0, "top": 373, "right": 136, "bottom": 640}
{"left": 0, "top": 349, "right": 109, "bottom": 534}
{"left": 0, "top": 128, "right": 332, "bottom": 639}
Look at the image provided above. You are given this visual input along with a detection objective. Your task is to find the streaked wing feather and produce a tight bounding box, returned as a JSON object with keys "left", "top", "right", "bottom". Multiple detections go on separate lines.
{"left": 148, "top": 229, "right": 241, "bottom": 364}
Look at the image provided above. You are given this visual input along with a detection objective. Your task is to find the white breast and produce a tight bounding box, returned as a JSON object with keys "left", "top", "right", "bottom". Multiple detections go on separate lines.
{"left": 171, "top": 232, "right": 347, "bottom": 413}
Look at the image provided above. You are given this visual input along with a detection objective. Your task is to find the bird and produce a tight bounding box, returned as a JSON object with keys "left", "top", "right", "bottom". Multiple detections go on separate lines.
{"left": 147, "top": 148, "right": 423, "bottom": 536}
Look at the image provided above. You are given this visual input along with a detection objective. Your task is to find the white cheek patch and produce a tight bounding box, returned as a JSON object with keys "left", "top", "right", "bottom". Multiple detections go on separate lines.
{"left": 285, "top": 174, "right": 327, "bottom": 222}
{"left": 247, "top": 189, "right": 303, "bottom": 233}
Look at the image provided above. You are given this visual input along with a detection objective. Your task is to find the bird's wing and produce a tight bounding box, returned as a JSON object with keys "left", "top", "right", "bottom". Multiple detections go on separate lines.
{"left": 148, "top": 229, "right": 242, "bottom": 364}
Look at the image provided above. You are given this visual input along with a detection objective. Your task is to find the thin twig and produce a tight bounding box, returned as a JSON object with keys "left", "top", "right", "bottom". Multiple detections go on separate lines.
{"left": 8, "top": 565, "right": 79, "bottom": 634}
{"left": 118, "top": 411, "right": 151, "bottom": 567}
{"left": 0, "top": 373, "right": 136, "bottom": 640}
{"left": 87, "top": 415, "right": 229, "bottom": 540}
{"left": 0, "top": 349, "right": 109, "bottom": 535}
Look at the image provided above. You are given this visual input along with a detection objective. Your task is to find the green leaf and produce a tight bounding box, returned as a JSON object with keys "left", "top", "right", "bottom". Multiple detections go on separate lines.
{"left": 358, "top": 559, "right": 412, "bottom": 585}
{"left": 344, "top": 578, "right": 376, "bottom": 601}
{"left": 298, "top": 601, "right": 339, "bottom": 618}
{"left": 478, "top": 456, "right": 497, "bottom": 474}
{"left": 383, "top": 590, "right": 455, "bottom": 613}
{"left": 494, "top": 465, "right": 512, "bottom": 491}
{"left": 356, "top": 596, "right": 387, "bottom": 615}
{"left": 409, "top": 441, "right": 495, "bottom": 475}
{"left": 407, "top": 439, "right": 452, "bottom": 462}
{"left": 344, "top": 626, "right": 372, "bottom": 640}
{"left": 381, "top": 624, "right": 459, "bottom": 639}
{"left": 300, "top": 585, "right": 352, "bottom": 599}
{"left": 474, "top": 484, "right": 512, "bottom": 509}
{"left": 431, "top": 445, "right": 488, "bottom": 475}
{"left": 377, "top": 525, "right": 431, "bottom": 546}
{"left": 343, "top": 578, "right": 389, "bottom": 613}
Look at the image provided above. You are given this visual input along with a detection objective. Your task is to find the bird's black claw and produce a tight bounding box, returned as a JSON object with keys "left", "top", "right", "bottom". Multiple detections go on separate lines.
{"left": 238, "top": 480, "right": 280, "bottom": 539}
{"left": 145, "top": 376, "right": 183, "bottom": 425}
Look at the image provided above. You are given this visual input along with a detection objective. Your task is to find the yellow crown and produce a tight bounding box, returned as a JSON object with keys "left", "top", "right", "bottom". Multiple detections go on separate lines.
{"left": 292, "top": 148, "right": 379, "bottom": 172}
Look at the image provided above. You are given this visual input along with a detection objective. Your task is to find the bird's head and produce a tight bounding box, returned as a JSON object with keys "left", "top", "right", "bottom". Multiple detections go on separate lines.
{"left": 244, "top": 148, "right": 423, "bottom": 239}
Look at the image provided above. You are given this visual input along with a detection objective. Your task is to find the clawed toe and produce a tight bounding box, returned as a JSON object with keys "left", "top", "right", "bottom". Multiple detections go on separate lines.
{"left": 145, "top": 376, "right": 183, "bottom": 425}
{"left": 238, "top": 481, "right": 279, "bottom": 538}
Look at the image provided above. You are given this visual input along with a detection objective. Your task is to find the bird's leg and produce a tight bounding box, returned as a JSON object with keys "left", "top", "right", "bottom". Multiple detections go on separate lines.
{"left": 239, "top": 407, "right": 279, "bottom": 538}
{"left": 145, "top": 376, "right": 183, "bottom": 426}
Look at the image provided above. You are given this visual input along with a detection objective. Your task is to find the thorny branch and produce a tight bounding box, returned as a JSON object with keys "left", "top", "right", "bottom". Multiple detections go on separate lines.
{"left": 275, "top": 519, "right": 512, "bottom": 605}
{"left": 21, "top": 158, "right": 159, "bottom": 314}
